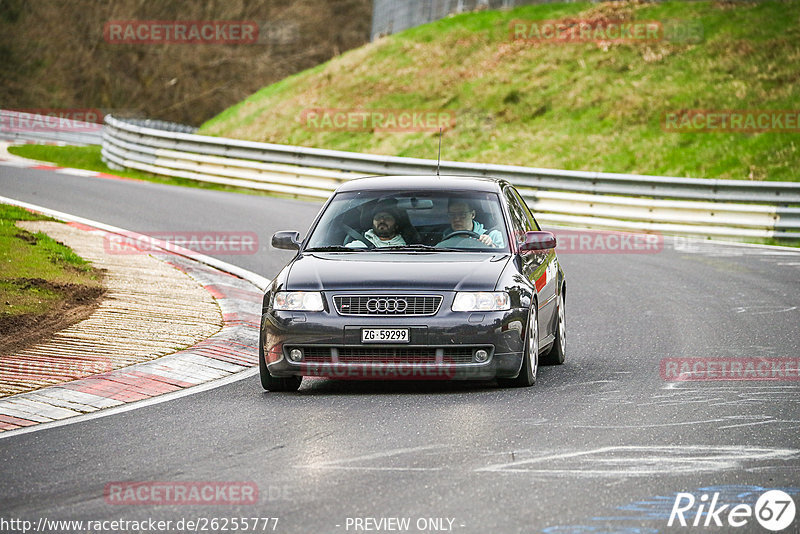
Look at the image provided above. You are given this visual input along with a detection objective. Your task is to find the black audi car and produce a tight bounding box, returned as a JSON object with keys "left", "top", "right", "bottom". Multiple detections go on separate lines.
{"left": 260, "top": 175, "right": 566, "bottom": 391}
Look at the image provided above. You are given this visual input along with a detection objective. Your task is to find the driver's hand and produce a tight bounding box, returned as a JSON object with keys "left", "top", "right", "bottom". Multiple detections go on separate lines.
{"left": 478, "top": 234, "right": 495, "bottom": 247}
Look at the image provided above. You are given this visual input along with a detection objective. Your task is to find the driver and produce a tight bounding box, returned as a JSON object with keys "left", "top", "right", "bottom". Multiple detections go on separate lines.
{"left": 442, "top": 199, "right": 503, "bottom": 247}
{"left": 345, "top": 204, "right": 407, "bottom": 248}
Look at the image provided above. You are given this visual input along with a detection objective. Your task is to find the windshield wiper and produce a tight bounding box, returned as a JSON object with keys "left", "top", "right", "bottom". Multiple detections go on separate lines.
{"left": 305, "top": 244, "right": 468, "bottom": 252}
{"left": 379, "top": 244, "right": 462, "bottom": 252}
{"left": 304, "top": 246, "right": 358, "bottom": 252}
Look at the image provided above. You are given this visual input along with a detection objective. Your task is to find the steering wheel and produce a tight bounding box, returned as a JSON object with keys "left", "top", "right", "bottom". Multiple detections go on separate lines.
{"left": 444, "top": 230, "right": 482, "bottom": 240}
{"left": 343, "top": 224, "right": 375, "bottom": 249}
{"left": 437, "top": 229, "right": 486, "bottom": 248}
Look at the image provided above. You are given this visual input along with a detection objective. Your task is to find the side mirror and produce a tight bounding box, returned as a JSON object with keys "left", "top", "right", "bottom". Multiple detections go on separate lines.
{"left": 272, "top": 231, "right": 301, "bottom": 250}
{"left": 519, "top": 231, "right": 557, "bottom": 252}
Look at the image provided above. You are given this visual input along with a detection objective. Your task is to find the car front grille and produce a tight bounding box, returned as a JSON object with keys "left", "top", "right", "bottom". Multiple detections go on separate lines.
{"left": 292, "top": 346, "right": 484, "bottom": 365}
{"left": 333, "top": 295, "right": 442, "bottom": 316}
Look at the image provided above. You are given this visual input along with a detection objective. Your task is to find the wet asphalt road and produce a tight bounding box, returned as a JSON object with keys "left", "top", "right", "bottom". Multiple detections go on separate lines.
{"left": 1, "top": 167, "right": 799, "bottom": 534}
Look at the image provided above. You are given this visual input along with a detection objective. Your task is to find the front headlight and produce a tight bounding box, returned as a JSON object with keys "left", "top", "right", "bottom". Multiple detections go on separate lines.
{"left": 273, "top": 291, "right": 324, "bottom": 312}
{"left": 452, "top": 292, "right": 510, "bottom": 312}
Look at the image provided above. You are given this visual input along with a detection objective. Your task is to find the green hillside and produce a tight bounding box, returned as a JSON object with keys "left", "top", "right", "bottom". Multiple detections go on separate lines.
{"left": 200, "top": 0, "right": 800, "bottom": 181}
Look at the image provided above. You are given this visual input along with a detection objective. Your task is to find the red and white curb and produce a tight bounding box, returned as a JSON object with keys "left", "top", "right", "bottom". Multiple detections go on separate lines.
{"left": 0, "top": 138, "right": 72, "bottom": 147}
{"left": 0, "top": 195, "right": 270, "bottom": 437}
{"left": 0, "top": 144, "right": 139, "bottom": 182}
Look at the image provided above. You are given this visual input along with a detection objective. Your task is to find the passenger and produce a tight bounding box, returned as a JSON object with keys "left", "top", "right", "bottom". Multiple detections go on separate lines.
{"left": 442, "top": 199, "right": 503, "bottom": 247}
{"left": 345, "top": 205, "right": 407, "bottom": 248}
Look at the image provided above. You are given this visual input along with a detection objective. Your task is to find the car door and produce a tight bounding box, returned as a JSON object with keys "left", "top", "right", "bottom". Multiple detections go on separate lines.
{"left": 503, "top": 186, "right": 558, "bottom": 339}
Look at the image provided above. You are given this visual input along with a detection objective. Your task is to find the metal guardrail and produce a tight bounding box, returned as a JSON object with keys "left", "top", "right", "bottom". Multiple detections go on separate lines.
{"left": 115, "top": 118, "right": 198, "bottom": 135}
{"left": 1, "top": 109, "right": 796, "bottom": 240}
{"left": 3, "top": 109, "right": 796, "bottom": 239}
{"left": 102, "top": 115, "right": 800, "bottom": 240}
{"left": 97, "top": 114, "right": 794, "bottom": 241}
{"left": 0, "top": 110, "right": 103, "bottom": 146}
{"left": 103, "top": 116, "right": 800, "bottom": 204}
{"left": 372, "top": 0, "right": 570, "bottom": 41}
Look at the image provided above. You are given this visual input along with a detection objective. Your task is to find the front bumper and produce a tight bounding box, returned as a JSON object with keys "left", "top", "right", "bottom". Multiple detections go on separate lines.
{"left": 261, "top": 298, "right": 528, "bottom": 381}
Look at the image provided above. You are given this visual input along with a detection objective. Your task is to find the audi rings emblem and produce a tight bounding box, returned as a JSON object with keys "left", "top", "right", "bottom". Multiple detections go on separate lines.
{"left": 366, "top": 298, "right": 408, "bottom": 313}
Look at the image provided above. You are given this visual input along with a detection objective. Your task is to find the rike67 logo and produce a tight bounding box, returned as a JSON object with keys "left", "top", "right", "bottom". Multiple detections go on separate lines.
{"left": 669, "top": 489, "right": 795, "bottom": 531}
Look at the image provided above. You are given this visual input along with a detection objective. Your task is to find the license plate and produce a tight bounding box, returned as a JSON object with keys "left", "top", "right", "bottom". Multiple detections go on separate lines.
{"left": 361, "top": 328, "right": 409, "bottom": 343}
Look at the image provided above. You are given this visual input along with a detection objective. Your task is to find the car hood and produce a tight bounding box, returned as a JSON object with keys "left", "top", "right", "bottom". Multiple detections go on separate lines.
{"left": 285, "top": 252, "right": 511, "bottom": 291}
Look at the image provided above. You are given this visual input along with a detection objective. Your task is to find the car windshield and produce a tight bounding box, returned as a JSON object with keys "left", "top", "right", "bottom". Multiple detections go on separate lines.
{"left": 304, "top": 189, "right": 510, "bottom": 252}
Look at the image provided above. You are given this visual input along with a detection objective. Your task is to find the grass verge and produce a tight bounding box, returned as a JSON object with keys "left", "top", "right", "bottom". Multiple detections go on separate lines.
{"left": 0, "top": 203, "right": 103, "bottom": 328}
{"left": 200, "top": 0, "right": 800, "bottom": 181}
{"left": 6, "top": 144, "right": 303, "bottom": 199}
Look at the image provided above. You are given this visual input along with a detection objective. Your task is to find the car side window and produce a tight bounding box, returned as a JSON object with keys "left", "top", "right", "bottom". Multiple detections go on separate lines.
{"left": 503, "top": 187, "right": 529, "bottom": 245}
{"left": 511, "top": 188, "right": 541, "bottom": 231}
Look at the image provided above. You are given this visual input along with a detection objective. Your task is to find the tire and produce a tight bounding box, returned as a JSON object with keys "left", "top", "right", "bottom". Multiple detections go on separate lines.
{"left": 498, "top": 305, "right": 538, "bottom": 387}
{"left": 259, "top": 338, "right": 302, "bottom": 392}
{"left": 541, "top": 291, "right": 565, "bottom": 366}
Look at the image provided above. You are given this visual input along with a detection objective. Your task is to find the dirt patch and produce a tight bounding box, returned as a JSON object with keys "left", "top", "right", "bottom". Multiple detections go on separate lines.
{"left": 14, "top": 232, "right": 37, "bottom": 245}
{"left": 2, "top": 220, "right": 223, "bottom": 398}
{"left": 0, "top": 279, "right": 105, "bottom": 355}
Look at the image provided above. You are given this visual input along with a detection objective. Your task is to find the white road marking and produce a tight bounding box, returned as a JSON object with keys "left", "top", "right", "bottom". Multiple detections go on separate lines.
{"left": 570, "top": 418, "right": 728, "bottom": 429}
{"left": 476, "top": 445, "right": 800, "bottom": 476}
{"left": 667, "top": 236, "right": 800, "bottom": 256}
{"left": 0, "top": 159, "right": 32, "bottom": 167}
{"left": 0, "top": 195, "right": 270, "bottom": 440}
{"left": 297, "top": 444, "right": 447, "bottom": 471}
{"left": 56, "top": 168, "right": 98, "bottom": 177}
{"left": 733, "top": 305, "right": 797, "bottom": 314}
{"left": 0, "top": 368, "right": 258, "bottom": 441}
{"left": 718, "top": 419, "right": 800, "bottom": 430}
{"left": 303, "top": 466, "right": 443, "bottom": 472}
{"left": 0, "top": 195, "right": 271, "bottom": 291}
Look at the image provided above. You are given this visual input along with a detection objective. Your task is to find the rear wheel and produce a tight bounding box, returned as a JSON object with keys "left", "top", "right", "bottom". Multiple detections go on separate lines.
{"left": 498, "top": 305, "right": 538, "bottom": 387}
{"left": 259, "top": 339, "right": 302, "bottom": 392}
{"left": 541, "top": 291, "right": 565, "bottom": 366}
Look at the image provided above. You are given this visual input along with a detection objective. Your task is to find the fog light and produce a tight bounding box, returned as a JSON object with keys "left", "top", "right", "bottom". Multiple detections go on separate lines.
{"left": 474, "top": 349, "right": 489, "bottom": 363}
{"left": 289, "top": 348, "right": 303, "bottom": 362}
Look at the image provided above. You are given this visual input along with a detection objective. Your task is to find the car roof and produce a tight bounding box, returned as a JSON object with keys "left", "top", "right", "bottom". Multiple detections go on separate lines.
{"left": 335, "top": 175, "right": 508, "bottom": 193}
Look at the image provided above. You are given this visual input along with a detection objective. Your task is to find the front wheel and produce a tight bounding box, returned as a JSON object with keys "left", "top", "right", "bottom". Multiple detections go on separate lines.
{"left": 259, "top": 339, "right": 302, "bottom": 392}
{"left": 541, "top": 292, "right": 565, "bottom": 366}
{"left": 498, "top": 305, "right": 538, "bottom": 387}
